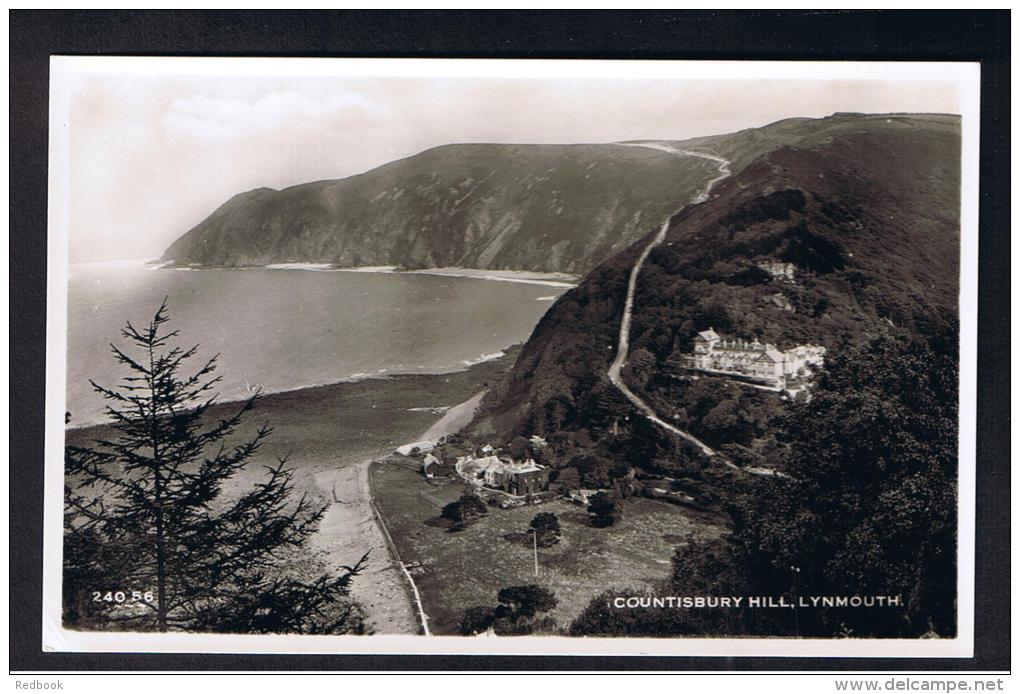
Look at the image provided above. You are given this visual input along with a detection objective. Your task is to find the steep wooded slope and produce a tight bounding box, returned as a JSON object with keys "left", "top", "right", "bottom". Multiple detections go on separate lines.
{"left": 469, "top": 114, "right": 960, "bottom": 457}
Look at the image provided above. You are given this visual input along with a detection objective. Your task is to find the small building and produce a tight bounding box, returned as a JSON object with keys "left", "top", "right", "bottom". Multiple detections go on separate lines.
{"left": 422, "top": 453, "right": 455, "bottom": 479}
{"left": 763, "top": 292, "right": 794, "bottom": 312}
{"left": 757, "top": 261, "right": 796, "bottom": 281}
{"left": 396, "top": 440, "right": 435, "bottom": 456}
{"left": 455, "top": 454, "right": 503, "bottom": 483}
{"left": 568, "top": 489, "right": 600, "bottom": 506}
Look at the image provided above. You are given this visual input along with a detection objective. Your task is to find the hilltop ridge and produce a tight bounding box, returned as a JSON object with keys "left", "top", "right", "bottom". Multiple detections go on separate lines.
{"left": 161, "top": 143, "right": 721, "bottom": 275}
{"left": 161, "top": 113, "right": 956, "bottom": 276}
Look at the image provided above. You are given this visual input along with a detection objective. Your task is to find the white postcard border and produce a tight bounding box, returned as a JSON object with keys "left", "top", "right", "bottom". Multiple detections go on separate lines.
{"left": 43, "top": 57, "right": 981, "bottom": 658}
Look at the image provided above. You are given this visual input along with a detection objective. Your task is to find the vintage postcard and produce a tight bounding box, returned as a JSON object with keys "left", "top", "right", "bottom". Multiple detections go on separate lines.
{"left": 43, "top": 57, "right": 979, "bottom": 657}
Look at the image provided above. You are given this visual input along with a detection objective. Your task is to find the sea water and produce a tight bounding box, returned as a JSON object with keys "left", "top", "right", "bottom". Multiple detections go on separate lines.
{"left": 65, "top": 261, "right": 569, "bottom": 426}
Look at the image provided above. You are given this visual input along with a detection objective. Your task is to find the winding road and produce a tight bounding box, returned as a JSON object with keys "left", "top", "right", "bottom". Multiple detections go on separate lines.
{"left": 608, "top": 144, "right": 762, "bottom": 469}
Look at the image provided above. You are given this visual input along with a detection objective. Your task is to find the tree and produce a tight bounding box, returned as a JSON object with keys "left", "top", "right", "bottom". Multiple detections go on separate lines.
{"left": 730, "top": 332, "right": 959, "bottom": 637}
{"left": 529, "top": 512, "right": 561, "bottom": 547}
{"left": 572, "top": 331, "right": 960, "bottom": 640}
{"left": 440, "top": 500, "right": 466, "bottom": 529}
{"left": 587, "top": 491, "right": 619, "bottom": 528}
{"left": 63, "top": 301, "right": 367, "bottom": 634}
{"left": 458, "top": 606, "right": 496, "bottom": 636}
{"left": 591, "top": 381, "right": 632, "bottom": 438}
{"left": 441, "top": 492, "right": 488, "bottom": 531}
{"left": 508, "top": 435, "right": 531, "bottom": 461}
{"left": 492, "top": 584, "right": 558, "bottom": 635}
{"left": 570, "top": 452, "right": 614, "bottom": 489}
{"left": 569, "top": 588, "right": 680, "bottom": 637}
{"left": 554, "top": 467, "right": 580, "bottom": 492}
{"left": 626, "top": 347, "right": 657, "bottom": 388}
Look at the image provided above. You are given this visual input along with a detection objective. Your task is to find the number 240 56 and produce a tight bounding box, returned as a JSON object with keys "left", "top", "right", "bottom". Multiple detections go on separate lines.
{"left": 92, "top": 590, "right": 154, "bottom": 603}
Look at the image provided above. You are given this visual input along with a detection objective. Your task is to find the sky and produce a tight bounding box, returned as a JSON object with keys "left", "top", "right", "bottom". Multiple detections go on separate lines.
{"left": 55, "top": 60, "right": 962, "bottom": 262}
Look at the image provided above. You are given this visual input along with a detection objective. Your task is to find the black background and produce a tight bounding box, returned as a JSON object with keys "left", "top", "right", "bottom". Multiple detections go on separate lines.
{"left": 9, "top": 9, "right": 1010, "bottom": 672}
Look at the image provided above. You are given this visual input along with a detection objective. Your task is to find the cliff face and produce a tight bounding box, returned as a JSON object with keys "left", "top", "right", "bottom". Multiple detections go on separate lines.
{"left": 161, "top": 143, "right": 721, "bottom": 275}
{"left": 467, "top": 113, "right": 961, "bottom": 446}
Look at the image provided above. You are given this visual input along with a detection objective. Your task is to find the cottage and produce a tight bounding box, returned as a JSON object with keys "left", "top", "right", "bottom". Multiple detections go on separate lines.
{"left": 422, "top": 453, "right": 455, "bottom": 479}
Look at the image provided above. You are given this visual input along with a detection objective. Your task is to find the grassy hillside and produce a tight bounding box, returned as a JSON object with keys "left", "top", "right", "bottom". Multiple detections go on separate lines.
{"left": 664, "top": 111, "right": 960, "bottom": 173}
{"left": 161, "top": 143, "right": 719, "bottom": 275}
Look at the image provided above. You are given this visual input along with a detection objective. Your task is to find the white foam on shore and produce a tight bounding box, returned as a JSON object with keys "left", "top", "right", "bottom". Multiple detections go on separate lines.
{"left": 535, "top": 295, "right": 557, "bottom": 301}
{"left": 336, "top": 265, "right": 398, "bottom": 273}
{"left": 153, "top": 262, "right": 576, "bottom": 287}
{"left": 263, "top": 263, "right": 337, "bottom": 271}
{"left": 461, "top": 351, "right": 505, "bottom": 367}
{"left": 70, "top": 258, "right": 152, "bottom": 268}
{"left": 410, "top": 267, "right": 579, "bottom": 285}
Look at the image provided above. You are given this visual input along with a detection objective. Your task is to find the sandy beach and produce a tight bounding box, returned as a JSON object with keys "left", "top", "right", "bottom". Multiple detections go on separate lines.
{"left": 311, "top": 388, "right": 487, "bottom": 634}
{"left": 420, "top": 391, "right": 485, "bottom": 443}
{"left": 311, "top": 460, "right": 419, "bottom": 634}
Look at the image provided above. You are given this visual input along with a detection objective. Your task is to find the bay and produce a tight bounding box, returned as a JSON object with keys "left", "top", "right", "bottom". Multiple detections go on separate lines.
{"left": 66, "top": 261, "right": 568, "bottom": 426}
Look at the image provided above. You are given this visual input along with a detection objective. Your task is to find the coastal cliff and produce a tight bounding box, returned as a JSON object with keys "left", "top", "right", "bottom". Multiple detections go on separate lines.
{"left": 161, "top": 143, "right": 721, "bottom": 275}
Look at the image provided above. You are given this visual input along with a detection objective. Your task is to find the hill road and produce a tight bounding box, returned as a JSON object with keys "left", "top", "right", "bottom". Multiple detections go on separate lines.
{"left": 608, "top": 144, "right": 778, "bottom": 476}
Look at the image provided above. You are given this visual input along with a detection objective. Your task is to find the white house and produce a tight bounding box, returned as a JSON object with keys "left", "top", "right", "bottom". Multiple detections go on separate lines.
{"left": 686, "top": 328, "right": 825, "bottom": 390}
{"left": 757, "top": 261, "right": 796, "bottom": 281}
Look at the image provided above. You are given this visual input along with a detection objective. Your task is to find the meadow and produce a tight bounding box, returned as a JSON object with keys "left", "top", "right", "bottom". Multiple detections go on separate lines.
{"left": 370, "top": 457, "right": 728, "bottom": 634}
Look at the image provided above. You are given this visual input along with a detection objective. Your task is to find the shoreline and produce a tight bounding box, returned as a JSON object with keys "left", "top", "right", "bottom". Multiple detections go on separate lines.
{"left": 404, "top": 267, "right": 576, "bottom": 288}
{"left": 74, "top": 259, "right": 579, "bottom": 287}
{"left": 146, "top": 260, "right": 578, "bottom": 288}
{"left": 65, "top": 350, "right": 517, "bottom": 432}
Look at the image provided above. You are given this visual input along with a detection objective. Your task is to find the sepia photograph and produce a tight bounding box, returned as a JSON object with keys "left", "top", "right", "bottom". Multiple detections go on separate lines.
{"left": 41, "top": 56, "right": 979, "bottom": 657}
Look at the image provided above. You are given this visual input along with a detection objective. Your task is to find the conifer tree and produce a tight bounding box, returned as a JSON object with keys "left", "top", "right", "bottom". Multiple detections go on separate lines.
{"left": 64, "top": 300, "right": 366, "bottom": 633}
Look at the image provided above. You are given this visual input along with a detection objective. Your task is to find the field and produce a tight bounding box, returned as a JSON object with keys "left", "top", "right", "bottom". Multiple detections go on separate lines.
{"left": 371, "top": 458, "right": 728, "bottom": 635}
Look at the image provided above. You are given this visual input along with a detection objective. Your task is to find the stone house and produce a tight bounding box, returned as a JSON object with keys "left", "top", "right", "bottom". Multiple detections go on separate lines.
{"left": 455, "top": 454, "right": 550, "bottom": 497}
